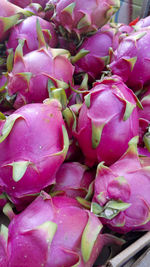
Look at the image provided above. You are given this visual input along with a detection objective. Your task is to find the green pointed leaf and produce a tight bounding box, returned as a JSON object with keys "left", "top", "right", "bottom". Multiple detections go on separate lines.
{"left": 36, "top": 18, "right": 46, "bottom": 48}
{"left": 76, "top": 197, "right": 91, "bottom": 210}
{"left": 51, "top": 125, "right": 69, "bottom": 159}
{"left": 7, "top": 48, "right": 14, "bottom": 73}
{"left": 91, "top": 202, "right": 103, "bottom": 215}
{"left": 92, "top": 122, "right": 105, "bottom": 149}
{"left": 37, "top": 221, "right": 57, "bottom": 243}
{"left": 131, "top": 31, "right": 147, "bottom": 41}
{"left": 71, "top": 49, "right": 89, "bottom": 64}
{"left": 81, "top": 213, "right": 103, "bottom": 262}
{"left": 14, "top": 40, "right": 25, "bottom": 63}
{"left": 77, "top": 14, "right": 91, "bottom": 30}
{"left": 9, "top": 161, "right": 32, "bottom": 182}
{"left": 50, "top": 48, "right": 71, "bottom": 59}
{"left": 0, "top": 112, "right": 6, "bottom": 120}
{"left": 0, "top": 114, "right": 22, "bottom": 143}
{"left": 0, "top": 225, "right": 8, "bottom": 242}
{"left": 143, "top": 132, "right": 150, "bottom": 152}
{"left": 63, "top": 2, "right": 76, "bottom": 15}
{"left": 123, "top": 100, "right": 136, "bottom": 121}
{"left": 123, "top": 57, "right": 137, "bottom": 71}
{"left": 105, "top": 200, "right": 131, "bottom": 211}
{"left": 85, "top": 181, "right": 94, "bottom": 201}
{"left": 1, "top": 14, "right": 21, "bottom": 32}
{"left": 80, "top": 73, "right": 88, "bottom": 91}
{"left": 51, "top": 88, "right": 67, "bottom": 109}
{"left": 62, "top": 107, "right": 76, "bottom": 130}
{"left": 3, "top": 203, "right": 15, "bottom": 221}
{"left": 85, "top": 93, "right": 91, "bottom": 108}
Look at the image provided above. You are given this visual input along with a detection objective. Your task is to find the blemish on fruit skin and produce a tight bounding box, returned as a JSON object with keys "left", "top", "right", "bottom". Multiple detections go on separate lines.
{"left": 39, "top": 146, "right": 42, "bottom": 149}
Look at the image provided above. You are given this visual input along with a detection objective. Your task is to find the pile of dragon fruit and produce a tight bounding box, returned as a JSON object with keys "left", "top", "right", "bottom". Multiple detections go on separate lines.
{"left": 1, "top": 0, "right": 150, "bottom": 266}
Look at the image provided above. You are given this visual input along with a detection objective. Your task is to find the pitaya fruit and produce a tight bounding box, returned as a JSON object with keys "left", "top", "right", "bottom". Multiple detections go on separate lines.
{"left": 7, "top": 191, "right": 103, "bottom": 267}
{"left": 109, "top": 28, "right": 150, "bottom": 91}
{"left": 0, "top": 225, "right": 8, "bottom": 267}
{"left": 7, "top": 16, "right": 58, "bottom": 55}
{"left": 9, "top": 0, "right": 49, "bottom": 8}
{"left": 52, "top": 162, "right": 95, "bottom": 198}
{"left": 0, "top": 99, "right": 69, "bottom": 208}
{"left": 135, "top": 15, "right": 150, "bottom": 28}
{"left": 7, "top": 27, "right": 74, "bottom": 109}
{"left": 50, "top": 0, "right": 120, "bottom": 39}
{"left": 74, "top": 75, "right": 139, "bottom": 166}
{"left": 92, "top": 136, "right": 150, "bottom": 233}
{"left": 75, "top": 22, "right": 133, "bottom": 82}
{"left": 0, "top": 0, "right": 31, "bottom": 41}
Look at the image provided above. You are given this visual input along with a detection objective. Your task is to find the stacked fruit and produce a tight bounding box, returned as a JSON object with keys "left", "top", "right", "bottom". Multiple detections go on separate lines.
{"left": 0, "top": 0, "right": 150, "bottom": 266}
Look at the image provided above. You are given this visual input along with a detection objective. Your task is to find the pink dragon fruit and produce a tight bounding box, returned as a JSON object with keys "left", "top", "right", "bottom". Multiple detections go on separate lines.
{"left": 74, "top": 75, "right": 139, "bottom": 167}
{"left": 7, "top": 29, "right": 74, "bottom": 109}
{"left": 7, "top": 16, "right": 58, "bottom": 55}
{"left": 6, "top": 191, "right": 103, "bottom": 267}
{"left": 52, "top": 162, "right": 95, "bottom": 198}
{"left": 9, "top": 0, "right": 49, "bottom": 8}
{"left": 50, "top": 0, "right": 120, "bottom": 39}
{"left": 135, "top": 15, "right": 150, "bottom": 28}
{"left": 0, "top": 225, "right": 8, "bottom": 267}
{"left": 75, "top": 22, "right": 133, "bottom": 82}
{"left": 0, "top": 99, "right": 69, "bottom": 208}
{"left": 0, "top": 0, "right": 22, "bottom": 41}
{"left": 109, "top": 28, "right": 150, "bottom": 91}
{"left": 92, "top": 136, "right": 150, "bottom": 233}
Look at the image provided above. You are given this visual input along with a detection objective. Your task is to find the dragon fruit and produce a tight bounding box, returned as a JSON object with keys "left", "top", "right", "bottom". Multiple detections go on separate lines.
{"left": 74, "top": 75, "right": 139, "bottom": 167}
{"left": 0, "top": 99, "right": 69, "bottom": 208}
{"left": 7, "top": 28, "right": 74, "bottom": 109}
{"left": 75, "top": 22, "right": 133, "bottom": 82}
{"left": 6, "top": 191, "right": 103, "bottom": 267}
{"left": 109, "top": 28, "right": 150, "bottom": 91}
{"left": 135, "top": 15, "right": 150, "bottom": 28}
{"left": 7, "top": 16, "right": 58, "bottom": 55}
{"left": 0, "top": 225, "right": 8, "bottom": 267}
{"left": 52, "top": 162, "right": 95, "bottom": 198}
{"left": 50, "top": 0, "right": 120, "bottom": 39}
{"left": 92, "top": 136, "right": 150, "bottom": 233}
{"left": 9, "top": 0, "right": 49, "bottom": 8}
{"left": 0, "top": 0, "right": 22, "bottom": 41}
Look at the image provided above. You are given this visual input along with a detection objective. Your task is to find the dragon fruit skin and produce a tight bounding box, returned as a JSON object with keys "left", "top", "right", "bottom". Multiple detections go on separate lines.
{"left": 0, "top": 225, "right": 8, "bottom": 267}
{"left": 7, "top": 45, "right": 74, "bottom": 109}
{"left": 135, "top": 15, "right": 150, "bottom": 28}
{"left": 7, "top": 16, "right": 58, "bottom": 55}
{"left": 0, "top": 0, "right": 24, "bottom": 41}
{"left": 9, "top": 0, "right": 49, "bottom": 8}
{"left": 109, "top": 28, "right": 150, "bottom": 91}
{"left": 53, "top": 162, "right": 95, "bottom": 198}
{"left": 7, "top": 192, "right": 103, "bottom": 267}
{"left": 75, "top": 75, "right": 139, "bottom": 167}
{"left": 51, "top": 0, "right": 120, "bottom": 38}
{"left": 0, "top": 99, "right": 69, "bottom": 207}
{"left": 92, "top": 137, "right": 150, "bottom": 233}
{"left": 75, "top": 23, "right": 133, "bottom": 81}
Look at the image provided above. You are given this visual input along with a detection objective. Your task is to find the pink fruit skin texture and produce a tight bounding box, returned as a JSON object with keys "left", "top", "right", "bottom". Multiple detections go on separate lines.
{"left": 8, "top": 46, "right": 74, "bottom": 108}
{"left": 52, "top": 0, "right": 120, "bottom": 36}
{"left": 109, "top": 29, "right": 150, "bottom": 91}
{"left": 75, "top": 23, "right": 133, "bottom": 81}
{"left": 9, "top": 0, "right": 49, "bottom": 8}
{"left": 7, "top": 16, "right": 58, "bottom": 55}
{"left": 0, "top": 100, "right": 68, "bottom": 207}
{"left": 93, "top": 138, "right": 150, "bottom": 233}
{"left": 7, "top": 192, "right": 103, "bottom": 267}
{"left": 53, "top": 162, "right": 95, "bottom": 198}
{"left": 75, "top": 75, "right": 139, "bottom": 166}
